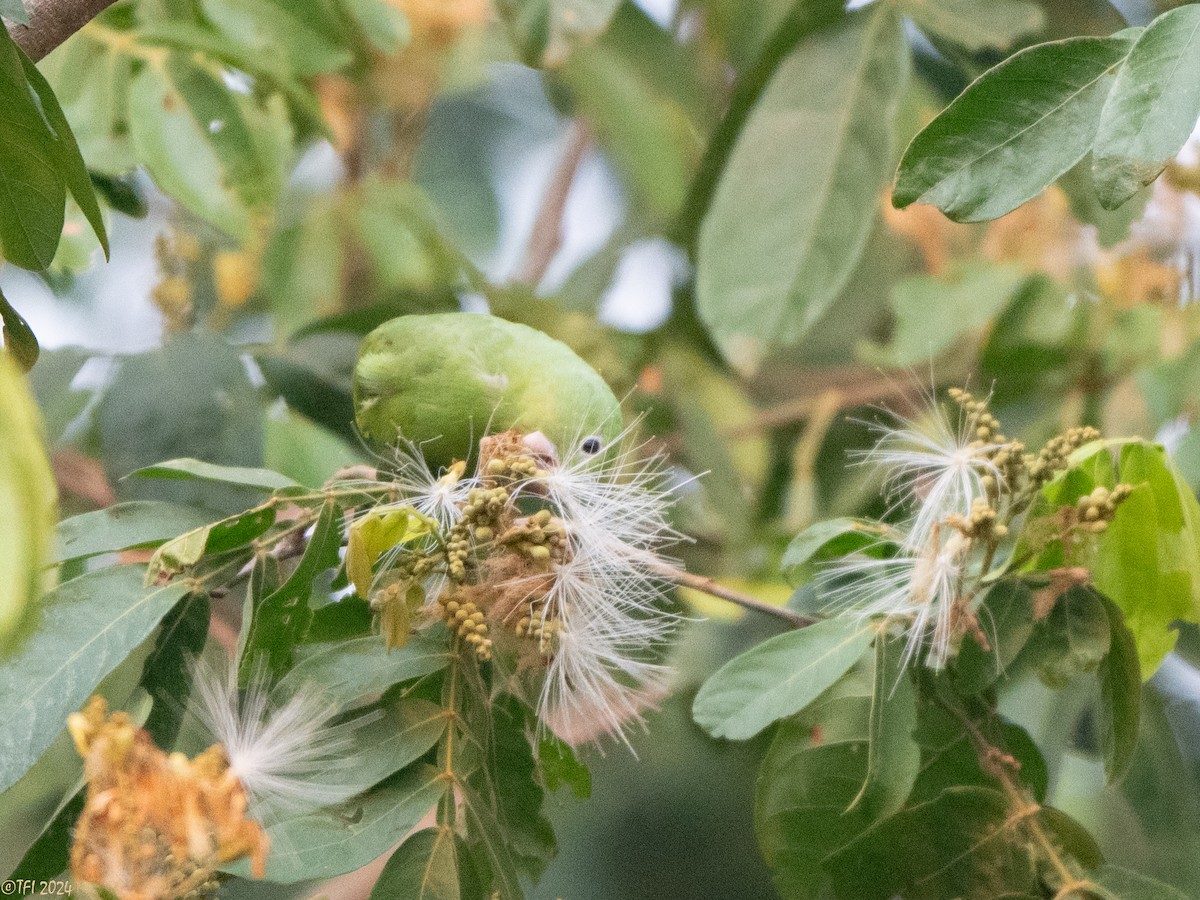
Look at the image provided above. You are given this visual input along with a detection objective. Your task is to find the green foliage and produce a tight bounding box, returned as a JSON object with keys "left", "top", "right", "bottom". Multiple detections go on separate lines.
{"left": 0, "top": 566, "right": 187, "bottom": 794}
{"left": 692, "top": 618, "right": 875, "bottom": 740}
{"left": 696, "top": 5, "right": 909, "bottom": 370}
{"left": 894, "top": 33, "right": 1137, "bottom": 223}
{"left": 0, "top": 355, "right": 56, "bottom": 643}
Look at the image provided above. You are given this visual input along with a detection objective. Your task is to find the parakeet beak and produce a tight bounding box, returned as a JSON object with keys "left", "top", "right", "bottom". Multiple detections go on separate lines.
{"left": 521, "top": 431, "right": 560, "bottom": 468}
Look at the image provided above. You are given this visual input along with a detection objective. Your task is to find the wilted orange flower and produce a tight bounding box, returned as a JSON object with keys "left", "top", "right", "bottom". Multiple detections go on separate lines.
{"left": 68, "top": 696, "right": 268, "bottom": 900}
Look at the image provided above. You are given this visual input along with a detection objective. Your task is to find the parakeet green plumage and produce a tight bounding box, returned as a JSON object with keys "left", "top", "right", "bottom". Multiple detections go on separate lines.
{"left": 353, "top": 313, "right": 622, "bottom": 467}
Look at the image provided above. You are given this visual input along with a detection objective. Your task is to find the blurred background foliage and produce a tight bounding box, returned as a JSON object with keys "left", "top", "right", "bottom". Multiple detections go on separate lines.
{"left": 7, "top": 0, "right": 1200, "bottom": 896}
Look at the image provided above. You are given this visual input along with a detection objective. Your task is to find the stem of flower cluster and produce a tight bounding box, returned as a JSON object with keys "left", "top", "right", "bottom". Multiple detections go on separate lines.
{"left": 665, "top": 567, "right": 813, "bottom": 628}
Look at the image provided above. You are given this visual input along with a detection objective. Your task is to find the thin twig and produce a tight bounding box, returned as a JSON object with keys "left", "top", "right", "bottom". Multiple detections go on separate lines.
{"left": 725, "top": 370, "right": 915, "bottom": 438}
{"left": 514, "top": 120, "right": 590, "bottom": 287}
{"left": 664, "top": 565, "right": 812, "bottom": 628}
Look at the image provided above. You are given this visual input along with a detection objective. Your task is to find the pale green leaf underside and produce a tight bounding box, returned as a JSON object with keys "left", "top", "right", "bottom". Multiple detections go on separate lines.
{"left": 1093, "top": 5, "right": 1200, "bottom": 209}
{"left": 696, "top": 6, "right": 909, "bottom": 372}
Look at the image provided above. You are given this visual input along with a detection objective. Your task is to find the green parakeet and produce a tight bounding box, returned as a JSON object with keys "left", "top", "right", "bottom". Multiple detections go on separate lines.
{"left": 353, "top": 313, "right": 622, "bottom": 467}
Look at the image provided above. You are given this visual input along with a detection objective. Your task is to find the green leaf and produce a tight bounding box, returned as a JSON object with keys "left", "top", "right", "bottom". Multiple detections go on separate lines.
{"left": 868, "top": 263, "right": 1029, "bottom": 366}
{"left": 899, "top": 0, "right": 1044, "bottom": 51}
{"left": 127, "top": 55, "right": 292, "bottom": 239}
{"left": 346, "top": 506, "right": 438, "bottom": 600}
{"left": 757, "top": 741, "right": 875, "bottom": 900}
{"left": 1091, "top": 864, "right": 1190, "bottom": 900}
{"left": 849, "top": 636, "right": 919, "bottom": 819}
{"left": 54, "top": 500, "right": 214, "bottom": 563}
{"left": 0, "top": 26, "right": 65, "bottom": 270}
{"left": 273, "top": 629, "right": 449, "bottom": 708}
{"left": 693, "top": 618, "right": 875, "bottom": 740}
{"left": 459, "top": 785, "right": 524, "bottom": 900}
{"left": 780, "top": 518, "right": 892, "bottom": 588}
{"left": 340, "top": 0, "right": 409, "bottom": 53}
{"left": 826, "top": 786, "right": 1035, "bottom": 899}
{"left": 0, "top": 566, "right": 189, "bottom": 794}
{"left": 18, "top": 49, "right": 109, "bottom": 258}
{"left": 696, "top": 5, "right": 910, "bottom": 371}
{"left": 0, "top": 286, "right": 39, "bottom": 371}
{"left": 0, "top": 0, "right": 28, "bottom": 25}
{"left": 132, "top": 458, "right": 300, "bottom": 492}
{"left": 1058, "top": 156, "right": 1149, "bottom": 247}
{"left": 953, "top": 580, "right": 1037, "bottom": 694}
{"left": 1092, "top": 5, "right": 1200, "bottom": 209}
{"left": 371, "top": 827, "right": 460, "bottom": 900}
{"left": 139, "top": 592, "right": 210, "bottom": 748}
{"left": 1037, "top": 806, "right": 1104, "bottom": 870}
{"left": 251, "top": 765, "right": 443, "bottom": 882}
{"left": 240, "top": 500, "right": 341, "bottom": 676}
{"left": 0, "top": 354, "right": 57, "bottom": 642}
{"left": 1028, "top": 584, "right": 1112, "bottom": 688}
{"left": 894, "top": 33, "right": 1137, "bottom": 223}
{"left": 539, "top": 734, "right": 591, "bottom": 799}
{"left": 1098, "top": 594, "right": 1141, "bottom": 784}
{"left": 146, "top": 504, "right": 276, "bottom": 584}
{"left": 200, "top": 0, "right": 354, "bottom": 78}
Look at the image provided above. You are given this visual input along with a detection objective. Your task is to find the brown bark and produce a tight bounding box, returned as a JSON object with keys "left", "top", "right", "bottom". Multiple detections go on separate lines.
{"left": 6, "top": 0, "right": 118, "bottom": 61}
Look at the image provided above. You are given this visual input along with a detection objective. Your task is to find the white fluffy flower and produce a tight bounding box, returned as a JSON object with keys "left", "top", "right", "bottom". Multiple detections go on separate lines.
{"left": 820, "top": 526, "right": 969, "bottom": 670}
{"left": 860, "top": 397, "right": 1002, "bottom": 551}
{"left": 190, "top": 659, "right": 367, "bottom": 820}
{"left": 519, "top": 426, "right": 684, "bottom": 744}
{"left": 372, "top": 438, "right": 478, "bottom": 529}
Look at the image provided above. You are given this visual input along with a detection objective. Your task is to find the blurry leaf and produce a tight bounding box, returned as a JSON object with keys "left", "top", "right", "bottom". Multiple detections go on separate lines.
{"left": 89, "top": 172, "right": 149, "bottom": 219}
{"left": 200, "top": 0, "right": 354, "bottom": 77}
{"left": 291, "top": 297, "right": 458, "bottom": 340}
{"left": 0, "top": 0, "right": 28, "bottom": 24}
{"left": 262, "top": 198, "right": 345, "bottom": 334}
{"left": 340, "top": 0, "right": 409, "bottom": 53}
{"left": 899, "top": 0, "right": 1045, "bottom": 51}
{"left": 483, "top": 697, "right": 556, "bottom": 879}
{"left": 139, "top": 592, "right": 209, "bottom": 748}
{"left": 0, "top": 287, "right": 39, "bottom": 371}
{"left": 538, "top": 734, "right": 591, "bottom": 799}
{"left": 980, "top": 275, "right": 1078, "bottom": 403}
{"left": 693, "top": 618, "right": 875, "bottom": 740}
{"left": 1036, "top": 805, "right": 1103, "bottom": 869}
{"left": 264, "top": 410, "right": 364, "bottom": 489}
{"left": 55, "top": 500, "right": 213, "bottom": 563}
{"left": 0, "top": 566, "right": 188, "bottom": 794}
{"left": 954, "top": 580, "right": 1037, "bottom": 694}
{"left": 98, "top": 334, "right": 267, "bottom": 513}
{"left": 146, "top": 504, "right": 276, "bottom": 583}
{"left": 1092, "top": 6, "right": 1200, "bottom": 209}
{"left": 257, "top": 353, "right": 358, "bottom": 444}
{"left": 1030, "top": 585, "right": 1112, "bottom": 687}
{"left": 754, "top": 693, "right": 877, "bottom": 900}
{"left": 19, "top": 51, "right": 109, "bottom": 258}
{"left": 563, "top": 4, "right": 705, "bottom": 221}
{"left": 372, "top": 827, "right": 460, "bottom": 900}
{"left": 240, "top": 500, "right": 341, "bottom": 676}
{"left": 274, "top": 629, "right": 448, "bottom": 708}
{"left": 676, "top": 0, "right": 845, "bottom": 247}
{"left": 1098, "top": 594, "right": 1141, "bottom": 784}
{"left": 0, "top": 353, "right": 56, "bottom": 643}
{"left": 459, "top": 784, "right": 524, "bottom": 900}
{"left": 868, "top": 263, "right": 1029, "bottom": 366}
{"left": 781, "top": 520, "right": 892, "bottom": 588}
{"left": 826, "top": 786, "right": 1035, "bottom": 898}
{"left": 1059, "top": 157, "right": 1150, "bottom": 247}
{"left": 346, "top": 506, "right": 437, "bottom": 600}
{"left": 1091, "top": 864, "right": 1190, "bottom": 900}
{"left": 128, "top": 56, "right": 292, "bottom": 239}
{"left": 696, "top": 6, "right": 909, "bottom": 371}
{"left": 133, "top": 458, "right": 301, "bottom": 492}
{"left": 0, "top": 27, "right": 65, "bottom": 270}
{"left": 894, "top": 33, "right": 1137, "bottom": 223}
{"left": 850, "top": 636, "right": 919, "bottom": 819}
{"left": 248, "top": 765, "right": 443, "bottom": 882}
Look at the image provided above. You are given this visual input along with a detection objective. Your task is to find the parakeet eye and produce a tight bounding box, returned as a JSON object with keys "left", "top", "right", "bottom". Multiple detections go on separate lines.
{"left": 580, "top": 435, "right": 604, "bottom": 455}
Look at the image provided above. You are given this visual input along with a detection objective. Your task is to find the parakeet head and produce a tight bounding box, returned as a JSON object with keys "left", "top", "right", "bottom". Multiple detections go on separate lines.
{"left": 353, "top": 313, "right": 623, "bottom": 468}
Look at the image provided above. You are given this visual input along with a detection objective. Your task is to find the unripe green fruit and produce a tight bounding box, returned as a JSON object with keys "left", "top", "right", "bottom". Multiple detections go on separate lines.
{"left": 353, "top": 313, "right": 622, "bottom": 467}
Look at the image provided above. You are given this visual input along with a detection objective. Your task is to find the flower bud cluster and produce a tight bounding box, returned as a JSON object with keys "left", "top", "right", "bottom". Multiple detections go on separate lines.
{"left": 1073, "top": 483, "right": 1134, "bottom": 533}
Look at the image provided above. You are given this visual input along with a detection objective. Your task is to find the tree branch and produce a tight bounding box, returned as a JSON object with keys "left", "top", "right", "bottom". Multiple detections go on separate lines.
{"left": 6, "top": 0, "right": 118, "bottom": 61}
{"left": 664, "top": 565, "right": 813, "bottom": 628}
{"left": 514, "top": 120, "right": 590, "bottom": 288}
